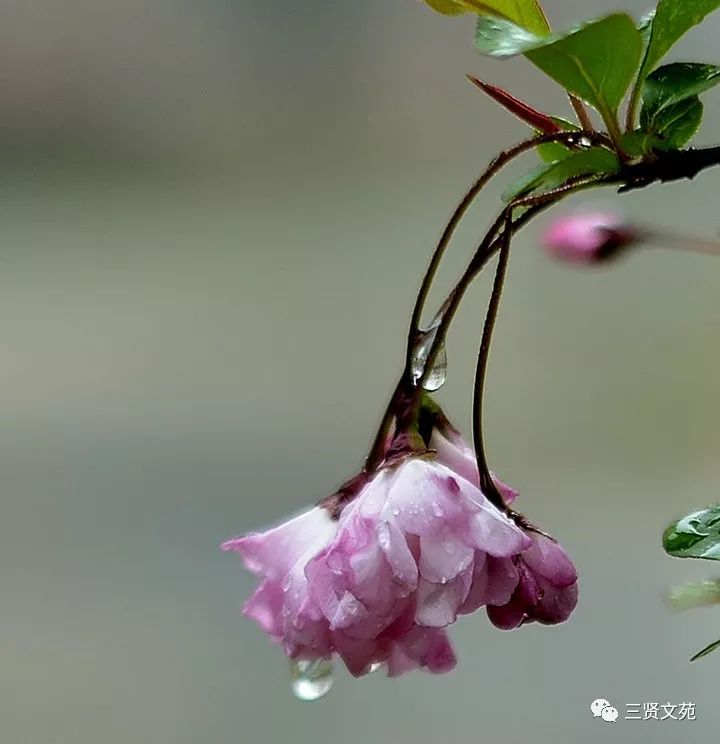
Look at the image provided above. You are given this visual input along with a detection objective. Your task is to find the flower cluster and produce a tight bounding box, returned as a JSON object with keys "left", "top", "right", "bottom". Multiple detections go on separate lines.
{"left": 223, "top": 415, "right": 577, "bottom": 678}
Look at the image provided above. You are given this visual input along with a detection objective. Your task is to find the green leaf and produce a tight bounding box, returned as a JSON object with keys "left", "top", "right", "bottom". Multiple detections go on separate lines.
{"left": 638, "top": 10, "right": 656, "bottom": 46}
{"left": 423, "top": 0, "right": 467, "bottom": 16}
{"left": 536, "top": 117, "right": 579, "bottom": 163}
{"left": 525, "top": 14, "right": 643, "bottom": 117}
{"left": 424, "top": 0, "right": 550, "bottom": 35}
{"left": 536, "top": 142, "right": 572, "bottom": 163}
{"left": 667, "top": 579, "right": 720, "bottom": 612}
{"left": 503, "top": 147, "right": 618, "bottom": 202}
{"left": 663, "top": 504, "right": 720, "bottom": 560}
{"left": 691, "top": 638, "right": 720, "bottom": 661}
{"left": 651, "top": 96, "right": 703, "bottom": 149}
{"left": 639, "top": 0, "right": 720, "bottom": 81}
{"left": 474, "top": 14, "right": 541, "bottom": 58}
{"left": 620, "top": 130, "right": 661, "bottom": 157}
{"left": 641, "top": 63, "right": 720, "bottom": 126}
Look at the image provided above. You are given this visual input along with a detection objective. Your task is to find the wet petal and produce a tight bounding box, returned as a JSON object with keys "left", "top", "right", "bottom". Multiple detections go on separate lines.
{"left": 418, "top": 527, "right": 474, "bottom": 584}
{"left": 222, "top": 506, "right": 337, "bottom": 580}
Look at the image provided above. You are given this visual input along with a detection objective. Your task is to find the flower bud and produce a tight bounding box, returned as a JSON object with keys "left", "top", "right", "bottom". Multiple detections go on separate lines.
{"left": 541, "top": 212, "right": 639, "bottom": 265}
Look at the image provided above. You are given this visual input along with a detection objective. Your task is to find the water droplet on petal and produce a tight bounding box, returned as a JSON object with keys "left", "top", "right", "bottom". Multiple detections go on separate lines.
{"left": 431, "top": 502, "right": 444, "bottom": 518}
{"left": 368, "top": 662, "right": 384, "bottom": 674}
{"left": 411, "top": 326, "right": 448, "bottom": 392}
{"left": 290, "top": 658, "right": 334, "bottom": 701}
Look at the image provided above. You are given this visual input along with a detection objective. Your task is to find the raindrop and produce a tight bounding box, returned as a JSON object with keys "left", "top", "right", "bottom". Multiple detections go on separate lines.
{"left": 290, "top": 658, "right": 334, "bottom": 701}
{"left": 368, "top": 662, "right": 384, "bottom": 674}
{"left": 411, "top": 327, "right": 448, "bottom": 392}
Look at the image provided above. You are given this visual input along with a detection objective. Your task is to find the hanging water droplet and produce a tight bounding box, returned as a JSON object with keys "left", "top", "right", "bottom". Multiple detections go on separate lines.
{"left": 368, "top": 662, "right": 384, "bottom": 674}
{"left": 411, "top": 327, "right": 448, "bottom": 392}
{"left": 579, "top": 136, "right": 592, "bottom": 148}
{"left": 290, "top": 658, "right": 334, "bottom": 701}
{"left": 422, "top": 344, "right": 447, "bottom": 391}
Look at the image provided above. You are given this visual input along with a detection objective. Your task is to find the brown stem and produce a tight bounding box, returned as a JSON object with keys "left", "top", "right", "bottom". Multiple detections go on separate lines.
{"left": 473, "top": 212, "right": 513, "bottom": 508}
{"left": 469, "top": 176, "right": 608, "bottom": 510}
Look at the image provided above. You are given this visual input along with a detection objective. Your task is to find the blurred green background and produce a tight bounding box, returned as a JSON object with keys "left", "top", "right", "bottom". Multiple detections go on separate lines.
{"left": 3, "top": 1, "right": 720, "bottom": 742}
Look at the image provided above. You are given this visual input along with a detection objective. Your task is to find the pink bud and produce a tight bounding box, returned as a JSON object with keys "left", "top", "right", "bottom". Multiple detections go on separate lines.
{"left": 541, "top": 213, "right": 639, "bottom": 265}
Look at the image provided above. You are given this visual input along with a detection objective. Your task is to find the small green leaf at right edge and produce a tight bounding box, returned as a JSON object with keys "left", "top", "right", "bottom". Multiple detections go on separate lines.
{"left": 639, "top": 0, "right": 720, "bottom": 82}
{"left": 641, "top": 63, "right": 720, "bottom": 126}
{"left": 667, "top": 579, "right": 720, "bottom": 612}
{"left": 663, "top": 504, "right": 720, "bottom": 560}
{"left": 502, "top": 147, "right": 618, "bottom": 203}
{"left": 691, "top": 638, "right": 720, "bottom": 662}
{"left": 524, "top": 14, "right": 643, "bottom": 119}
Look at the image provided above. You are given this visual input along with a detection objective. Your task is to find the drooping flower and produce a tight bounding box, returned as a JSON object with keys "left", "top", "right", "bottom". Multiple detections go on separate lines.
{"left": 541, "top": 212, "right": 638, "bottom": 265}
{"left": 223, "top": 449, "right": 531, "bottom": 677}
{"left": 224, "top": 399, "right": 579, "bottom": 680}
{"left": 308, "top": 456, "right": 531, "bottom": 675}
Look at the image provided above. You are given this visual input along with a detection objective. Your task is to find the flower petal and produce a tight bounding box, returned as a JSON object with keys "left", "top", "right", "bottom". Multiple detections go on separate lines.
{"left": 377, "top": 520, "right": 419, "bottom": 591}
{"left": 415, "top": 570, "right": 472, "bottom": 627}
{"left": 536, "top": 578, "right": 579, "bottom": 625}
{"left": 222, "top": 506, "right": 337, "bottom": 580}
{"left": 418, "top": 527, "right": 474, "bottom": 584}
{"left": 522, "top": 533, "right": 577, "bottom": 587}
{"left": 395, "top": 626, "right": 457, "bottom": 674}
{"left": 243, "top": 580, "right": 284, "bottom": 637}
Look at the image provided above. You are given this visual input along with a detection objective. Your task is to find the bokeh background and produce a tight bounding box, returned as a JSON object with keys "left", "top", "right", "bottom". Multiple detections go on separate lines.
{"left": 3, "top": 1, "right": 720, "bottom": 742}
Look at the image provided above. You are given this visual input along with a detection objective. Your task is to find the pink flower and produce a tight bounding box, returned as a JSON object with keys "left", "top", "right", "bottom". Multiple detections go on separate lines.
{"left": 541, "top": 212, "right": 638, "bottom": 265}
{"left": 223, "top": 454, "right": 531, "bottom": 677}
{"left": 486, "top": 531, "right": 578, "bottom": 629}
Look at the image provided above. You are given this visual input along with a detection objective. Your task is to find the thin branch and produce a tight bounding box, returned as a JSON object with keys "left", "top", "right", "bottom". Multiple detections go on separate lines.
{"left": 469, "top": 176, "right": 609, "bottom": 510}
{"left": 472, "top": 211, "right": 513, "bottom": 507}
{"left": 405, "top": 130, "right": 610, "bottom": 374}
{"left": 618, "top": 145, "right": 720, "bottom": 191}
{"left": 421, "top": 173, "right": 610, "bottom": 389}
{"left": 366, "top": 142, "right": 720, "bottom": 474}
